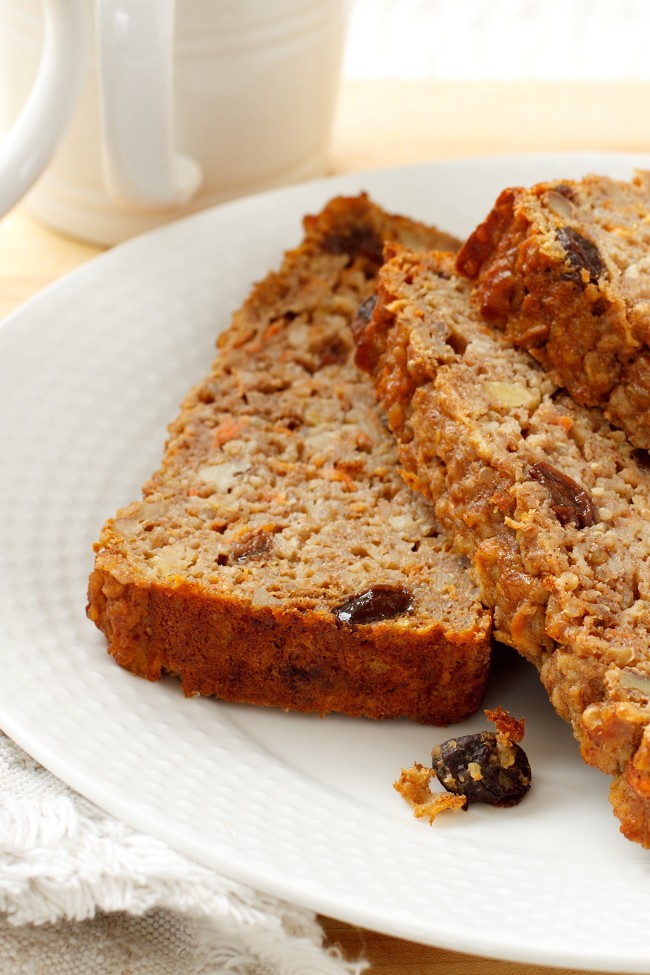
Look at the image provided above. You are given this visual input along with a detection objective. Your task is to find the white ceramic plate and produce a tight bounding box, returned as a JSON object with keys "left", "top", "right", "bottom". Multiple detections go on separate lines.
{"left": 2, "top": 153, "right": 650, "bottom": 972}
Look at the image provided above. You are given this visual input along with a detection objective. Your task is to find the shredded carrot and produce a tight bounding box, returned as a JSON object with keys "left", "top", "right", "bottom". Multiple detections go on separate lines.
{"left": 325, "top": 468, "right": 357, "bottom": 491}
{"left": 547, "top": 413, "right": 573, "bottom": 432}
{"left": 262, "top": 320, "right": 283, "bottom": 343}
{"left": 214, "top": 417, "right": 245, "bottom": 447}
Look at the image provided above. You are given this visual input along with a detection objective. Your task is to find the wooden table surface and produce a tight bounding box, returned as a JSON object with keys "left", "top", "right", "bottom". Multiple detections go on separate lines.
{"left": 1, "top": 79, "right": 645, "bottom": 974}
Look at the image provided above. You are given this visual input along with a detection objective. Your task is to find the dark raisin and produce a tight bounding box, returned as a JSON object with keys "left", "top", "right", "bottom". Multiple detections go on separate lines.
{"left": 231, "top": 530, "right": 273, "bottom": 562}
{"left": 280, "top": 662, "right": 323, "bottom": 688}
{"left": 350, "top": 294, "right": 378, "bottom": 343}
{"left": 315, "top": 337, "right": 351, "bottom": 368}
{"left": 556, "top": 226, "right": 606, "bottom": 287}
{"left": 553, "top": 182, "right": 577, "bottom": 201}
{"left": 333, "top": 585, "right": 413, "bottom": 626}
{"left": 528, "top": 460, "right": 597, "bottom": 528}
{"left": 431, "top": 732, "right": 531, "bottom": 807}
{"left": 321, "top": 227, "right": 384, "bottom": 266}
{"left": 632, "top": 447, "right": 650, "bottom": 470}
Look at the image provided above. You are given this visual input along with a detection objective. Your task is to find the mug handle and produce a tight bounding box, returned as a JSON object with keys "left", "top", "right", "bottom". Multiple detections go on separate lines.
{"left": 96, "top": 0, "right": 202, "bottom": 208}
{"left": 0, "top": 0, "right": 89, "bottom": 219}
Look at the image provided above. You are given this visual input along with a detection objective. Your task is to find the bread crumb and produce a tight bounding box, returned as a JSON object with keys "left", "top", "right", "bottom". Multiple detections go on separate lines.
{"left": 394, "top": 762, "right": 467, "bottom": 823}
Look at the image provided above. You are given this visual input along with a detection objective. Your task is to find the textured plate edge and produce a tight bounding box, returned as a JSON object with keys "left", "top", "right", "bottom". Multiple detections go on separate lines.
{"left": 3, "top": 152, "right": 650, "bottom": 971}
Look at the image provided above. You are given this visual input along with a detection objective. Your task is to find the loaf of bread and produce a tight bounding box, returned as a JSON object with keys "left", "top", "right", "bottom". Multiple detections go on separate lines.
{"left": 356, "top": 243, "right": 650, "bottom": 846}
{"left": 456, "top": 171, "right": 650, "bottom": 448}
{"left": 87, "top": 195, "right": 492, "bottom": 725}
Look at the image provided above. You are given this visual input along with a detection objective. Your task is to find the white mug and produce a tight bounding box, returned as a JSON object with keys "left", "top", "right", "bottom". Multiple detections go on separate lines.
{"left": 0, "top": 0, "right": 348, "bottom": 245}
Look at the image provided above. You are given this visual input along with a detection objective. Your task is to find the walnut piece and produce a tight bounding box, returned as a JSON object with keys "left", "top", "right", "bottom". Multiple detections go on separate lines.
{"left": 483, "top": 381, "right": 540, "bottom": 410}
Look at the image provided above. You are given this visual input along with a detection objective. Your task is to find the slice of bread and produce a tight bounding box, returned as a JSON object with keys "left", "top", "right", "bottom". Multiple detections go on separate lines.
{"left": 456, "top": 170, "right": 650, "bottom": 448}
{"left": 87, "top": 195, "right": 491, "bottom": 725}
{"left": 356, "top": 243, "right": 650, "bottom": 846}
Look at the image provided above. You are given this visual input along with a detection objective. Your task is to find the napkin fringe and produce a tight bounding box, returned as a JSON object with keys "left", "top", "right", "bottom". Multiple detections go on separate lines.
{"left": 0, "top": 734, "right": 367, "bottom": 975}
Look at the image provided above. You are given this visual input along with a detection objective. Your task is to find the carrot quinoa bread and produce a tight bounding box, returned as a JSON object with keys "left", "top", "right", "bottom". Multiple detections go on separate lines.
{"left": 456, "top": 171, "right": 650, "bottom": 448}
{"left": 355, "top": 244, "right": 650, "bottom": 846}
{"left": 87, "top": 194, "right": 492, "bottom": 725}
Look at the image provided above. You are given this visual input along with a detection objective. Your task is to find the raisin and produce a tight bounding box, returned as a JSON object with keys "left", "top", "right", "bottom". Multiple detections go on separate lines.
{"left": 352, "top": 294, "right": 382, "bottom": 373}
{"left": 631, "top": 447, "right": 650, "bottom": 470}
{"left": 556, "top": 226, "right": 606, "bottom": 287}
{"left": 231, "top": 529, "right": 273, "bottom": 562}
{"left": 315, "top": 337, "right": 351, "bottom": 369}
{"left": 553, "top": 182, "right": 577, "bottom": 202}
{"left": 333, "top": 585, "right": 412, "bottom": 626}
{"left": 280, "top": 662, "right": 323, "bottom": 688}
{"left": 321, "top": 227, "right": 384, "bottom": 266}
{"left": 431, "top": 731, "right": 531, "bottom": 807}
{"left": 350, "top": 294, "right": 377, "bottom": 343}
{"left": 528, "top": 460, "right": 597, "bottom": 528}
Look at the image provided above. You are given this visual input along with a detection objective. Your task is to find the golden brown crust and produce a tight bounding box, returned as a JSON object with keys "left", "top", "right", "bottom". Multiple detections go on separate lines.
{"left": 87, "top": 561, "right": 490, "bottom": 724}
{"left": 456, "top": 171, "right": 650, "bottom": 448}
{"left": 356, "top": 245, "right": 650, "bottom": 845}
{"left": 87, "top": 195, "right": 491, "bottom": 725}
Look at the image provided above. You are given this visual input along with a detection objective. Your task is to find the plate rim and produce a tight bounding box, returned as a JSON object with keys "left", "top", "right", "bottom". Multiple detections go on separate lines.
{"left": 3, "top": 151, "right": 650, "bottom": 972}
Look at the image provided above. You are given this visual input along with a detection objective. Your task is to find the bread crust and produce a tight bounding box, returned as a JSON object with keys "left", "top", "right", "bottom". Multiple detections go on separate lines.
{"left": 456, "top": 171, "right": 650, "bottom": 448}
{"left": 357, "top": 244, "right": 650, "bottom": 845}
{"left": 87, "top": 561, "right": 489, "bottom": 723}
{"left": 87, "top": 195, "right": 491, "bottom": 725}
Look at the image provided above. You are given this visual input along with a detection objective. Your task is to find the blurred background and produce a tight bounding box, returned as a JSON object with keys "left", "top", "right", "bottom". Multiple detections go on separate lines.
{"left": 344, "top": 0, "right": 650, "bottom": 80}
{"left": 331, "top": 0, "right": 650, "bottom": 173}
{"left": 3, "top": 0, "right": 650, "bottom": 316}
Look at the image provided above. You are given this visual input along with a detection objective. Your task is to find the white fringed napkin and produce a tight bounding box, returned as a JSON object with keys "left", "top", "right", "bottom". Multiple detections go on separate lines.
{"left": 0, "top": 733, "right": 367, "bottom": 975}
